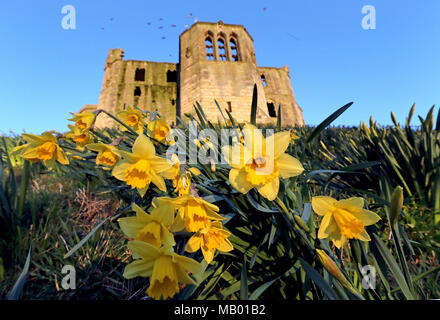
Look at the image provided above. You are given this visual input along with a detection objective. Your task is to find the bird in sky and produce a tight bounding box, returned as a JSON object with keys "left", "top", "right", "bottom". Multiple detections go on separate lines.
{"left": 110, "top": 17, "right": 114, "bottom": 21}
{"left": 161, "top": 36, "right": 166, "bottom": 39}
{"left": 171, "top": 24, "right": 177, "bottom": 27}
{"left": 158, "top": 26, "right": 163, "bottom": 29}
{"left": 263, "top": 7, "right": 267, "bottom": 11}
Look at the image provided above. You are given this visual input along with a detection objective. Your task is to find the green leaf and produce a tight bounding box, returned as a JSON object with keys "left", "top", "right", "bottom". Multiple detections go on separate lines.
{"left": 249, "top": 277, "right": 279, "bottom": 300}
{"left": 240, "top": 256, "right": 249, "bottom": 300}
{"left": 306, "top": 102, "right": 353, "bottom": 143}
{"left": 276, "top": 104, "right": 282, "bottom": 130}
{"left": 372, "top": 234, "right": 415, "bottom": 300}
{"left": 64, "top": 215, "right": 116, "bottom": 258}
{"left": 299, "top": 258, "right": 338, "bottom": 300}
{"left": 8, "top": 247, "right": 31, "bottom": 300}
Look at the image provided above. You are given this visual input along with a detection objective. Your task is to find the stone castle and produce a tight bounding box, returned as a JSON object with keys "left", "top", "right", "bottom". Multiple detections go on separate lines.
{"left": 81, "top": 21, "right": 305, "bottom": 127}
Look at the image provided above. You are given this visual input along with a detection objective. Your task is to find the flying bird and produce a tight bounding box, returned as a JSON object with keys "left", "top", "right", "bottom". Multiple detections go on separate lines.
{"left": 110, "top": 17, "right": 114, "bottom": 21}
{"left": 161, "top": 36, "right": 166, "bottom": 39}
{"left": 159, "top": 18, "right": 163, "bottom": 21}
{"left": 171, "top": 24, "right": 177, "bottom": 27}
{"left": 158, "top": 26, "right": 164, "bottom": 29}
{"left": 147, "top": 22, "right": 151, "bottom": 25}
{"left": 263, "top": 7, "right": 267, "bottom": 11}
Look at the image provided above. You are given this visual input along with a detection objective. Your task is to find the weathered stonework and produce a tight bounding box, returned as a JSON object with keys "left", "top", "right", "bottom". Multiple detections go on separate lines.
{"left": 85, "top": 21, "right": 305, "bottom": 128}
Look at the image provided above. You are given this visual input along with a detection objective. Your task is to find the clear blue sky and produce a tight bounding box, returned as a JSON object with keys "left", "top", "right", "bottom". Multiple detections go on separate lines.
{"left": 1, "top": 0, "right": 439, "bottom": 134}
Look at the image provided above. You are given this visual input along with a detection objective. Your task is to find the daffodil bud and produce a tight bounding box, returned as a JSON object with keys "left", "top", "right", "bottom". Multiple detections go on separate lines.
{"left": 389, "top": 186, "right": 403, "bottom": 227}
{"left": 316, "top": 249, "right": 358, "bottom": 295}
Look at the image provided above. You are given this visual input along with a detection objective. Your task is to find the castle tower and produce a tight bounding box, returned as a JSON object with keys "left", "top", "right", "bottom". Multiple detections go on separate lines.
{"left": 179, "top": 21, "right": 304, "bottom": 126}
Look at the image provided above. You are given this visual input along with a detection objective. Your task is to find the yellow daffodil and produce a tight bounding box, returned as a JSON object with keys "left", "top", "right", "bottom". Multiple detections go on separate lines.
{"left": 186, "top": 221, "right": 233, "bottom": 264}
{"left": 117, "top": 106, "right": 145, "bottom": 134}
{"left": 163, "top": 154, "right": 201, "bottom": 196}
{"left": 65, "top": 125, "right": 93, "bottom": 150}
{"left": 11, "top": 132, "right": 69, "bottom": 168}
{"left": 165, "top": 195, "right": 224, "bottom": 232}
{"left": 223, "top": 124, "right": 304, "bottom": 201}
{"left": 112, "top": 134, "right": 173, "bottom": 197}
{"left": 86, "top": 142, "right": 120, "bottom": 166}
{"left": 312, "top": 196, "right": 381, "bottom": 248}
{"left": 123, "top": 241, "right": 202, "bottom": 300}
{"left": 68, "top": 112, "right": 95, "bottom": 130}
{"left": 289, "top": 130, "right": 299, "bottom": 144}
{"left": 118, "top": 202, "right": 175, "bottom": 247}
{"left": 148, "top": 118, "right": 173, "bottom": 145}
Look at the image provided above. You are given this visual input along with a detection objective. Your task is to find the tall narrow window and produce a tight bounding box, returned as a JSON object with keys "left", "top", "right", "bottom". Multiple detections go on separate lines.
{"left": 135, "top": 68, "right": 145, "bottom": 81}
{"left": 267, "top": 102, "right": 276, "bottom": 117}
{"left": 230, "top": 38, "right": 239, "bottom": 61}
{"left": 218, "top": 37, "right": 227, "bottom": 61}
{"left": 261, "top": 74, "right": 267, "bottom": 87}
{"left": 205, "top": 36, "right": 214, "bottom": 61}
{"left": 134, "top": 87, "right": 141, "bottom": 96}
{"left": 167, "top": 70, "right": 177, "bottom": 82}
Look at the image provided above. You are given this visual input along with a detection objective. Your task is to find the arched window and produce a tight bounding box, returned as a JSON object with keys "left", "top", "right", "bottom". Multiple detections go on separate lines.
{"left": 261, "top": 74, "right": 267, "bottom": 87}
{"left": 205, "top": 36, "right": 214, "bottom": 61}
{"left": 230, "top": 38, "right": 239, "bottom": 61}
{"left": 217, "top": 37, "right": 227, "bottom": 61}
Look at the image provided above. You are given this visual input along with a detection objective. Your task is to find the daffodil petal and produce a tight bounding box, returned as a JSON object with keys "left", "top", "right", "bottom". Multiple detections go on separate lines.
{"left": 256, "top": 177, "right": 279, "bottom": 201}
{"left": 118, "top": 217, "right": 145, "bottom": 238}
{"left": 357, "top": 230, "right": 371, "bottom": 241}
{"left": 217, "top": 239, "right": 233, "bottom": 252}
{"left": 229, "top": 168, "right": 253, "bottom": 194}
{"left": 201, "top": 247, "right": 215, "bottom": 264}
{"left": 352, "top": 209, "right": 381, "bottom": 226}
{"left": 112, "top": 161, "right": 131, "bottom": 181}
{"left": 174, "top": 254, "right": 203, "bottom": 275}
{"left": 151, "top": 170, "right": 167, "bottom": 192}
{"left": 318, "top": 213, "right": 336, "bottom": 239}
{"left": 132, "top": 134, "right": 155, "bottom": 158}
{"left": 273, "top": 131, "right": 291, "bottom": 158}
{"left": 186, "top": 235, "right": 202, "bottom": 253}
{"left": 277, "top": 153, "right": 304, "bottom": 178}
{"left": 123, "top": 259, "right": 154, "bottom": 279}
{"left": 312, "top": 196, "right": 337, "bottom": 216}
{"left": 127, "top": 240, "right": 160, "bottom": 260}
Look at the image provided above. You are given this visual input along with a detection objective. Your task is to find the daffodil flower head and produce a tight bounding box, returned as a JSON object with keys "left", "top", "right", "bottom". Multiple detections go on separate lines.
{"left": 111, "top": 134, "right": 173, "bottom": 197}
{"left": 11, "top": 132, "right": 69, "bottom": 169}
{"left": 186, "top": 221, "right": 233, "bottom": 264}
{"left": 123, "top": 241, "right": 202, "bottom": 300}
{"left": 118, "top": 202, "right": 175, "bottom": 247}
{"left": 166, "top": 195, "right": 224, "bottom": 232}
{"left": 312, "top": 196, "right": 381, "bottom": 248}
{"left": 66, "top": 125, "right": 93, "bottom": 150}
{"left": 68, "top": 112, "right": 95, "bottom": 130}
{"left": 116, "top": 106, "right": 145, "bottom": 134}
{"left": 86, "top": 142, "right": 120, "bottom": 167}
{"left": 223, "top": 124, "right": 304, "bottom": 201}
{"left": 147, "top": 117, "right": 173, "bottom": 145}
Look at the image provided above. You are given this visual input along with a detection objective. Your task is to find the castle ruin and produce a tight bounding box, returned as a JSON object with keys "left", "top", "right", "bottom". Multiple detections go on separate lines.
{"left": 82, "top": 21, "right": 305, "bottom": 127}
